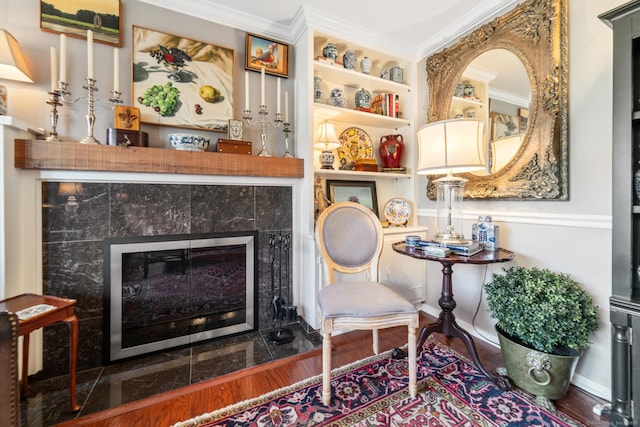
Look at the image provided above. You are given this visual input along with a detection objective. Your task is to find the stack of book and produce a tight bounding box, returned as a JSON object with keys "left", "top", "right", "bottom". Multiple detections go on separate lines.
{"left": 371, "top": 92, "right": 400, "bottom": 118}
{"left": 416, "top": 240, "right": 483, "bottom": 257}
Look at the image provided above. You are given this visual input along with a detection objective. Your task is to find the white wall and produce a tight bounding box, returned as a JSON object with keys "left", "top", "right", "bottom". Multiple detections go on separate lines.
{"left": 416, "top": 0, "right": 624, "bottom": 399}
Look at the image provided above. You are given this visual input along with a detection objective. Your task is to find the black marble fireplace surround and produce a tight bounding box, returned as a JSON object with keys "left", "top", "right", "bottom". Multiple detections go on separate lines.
{"left": 41, "top": 181, "right": 292, "bottom": 379}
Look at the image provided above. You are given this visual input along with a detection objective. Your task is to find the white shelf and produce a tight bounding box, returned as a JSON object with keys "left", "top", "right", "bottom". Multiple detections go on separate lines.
{"left": 314, "top": 169, "right": 411, "bottom": 180}
{"left": 314, "top": 61, "right": 410, "bottom": 92}
{"left": 313, "top": 104, "right": 410, "bottom": 128}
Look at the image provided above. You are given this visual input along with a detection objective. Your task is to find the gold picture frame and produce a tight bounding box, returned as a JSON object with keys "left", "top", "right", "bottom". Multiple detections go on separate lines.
{"left": 245, "top": 33, "right": 289, "bottom": 78}
{"left": 40, "top": 0, "right": 122, "bottom": 46}
{"left": 132, "top": 26, "right": 234, "bottom": 132}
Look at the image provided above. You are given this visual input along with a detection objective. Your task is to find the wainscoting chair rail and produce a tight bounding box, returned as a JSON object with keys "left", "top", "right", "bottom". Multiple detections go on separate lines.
{"left": 14, "top": 139, "right": 304, "bottom": 178}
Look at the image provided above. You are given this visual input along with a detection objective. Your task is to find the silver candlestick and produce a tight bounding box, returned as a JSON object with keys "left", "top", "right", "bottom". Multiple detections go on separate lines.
{"left": 243, "top": 105, "right": 283, "bottom": 157}
{"left": 282, "top": 122, "right": 293, "bottom": 158}
{"left": 80, "top": 77, "right": 99, "bottom": 144}
{"left": 45, "top": 90, "right": 63, "bottom": 141}
{"left": 109, "top": 90, "right": 123, "bottom": 109}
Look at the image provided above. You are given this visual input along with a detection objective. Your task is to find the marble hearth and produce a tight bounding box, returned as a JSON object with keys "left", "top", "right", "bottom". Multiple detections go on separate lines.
{"left": 40, "top": 181, "right": 292, "bottom": 378}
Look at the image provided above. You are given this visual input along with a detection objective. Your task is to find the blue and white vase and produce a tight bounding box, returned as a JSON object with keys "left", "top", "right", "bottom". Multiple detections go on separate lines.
{"left": 343, "top": 50, "right": 357, "bottom": 70}
{"left": 329, "top": 88, "right": 346, "bottom": 108}
{"left": 322, "top": 43, "right": 338, "bottom": 61}
{"left": 355, "top": 88, "right": 372, "bottom": 109}
{"left": 360, "top": 56, "right": 372, "bottom": 74}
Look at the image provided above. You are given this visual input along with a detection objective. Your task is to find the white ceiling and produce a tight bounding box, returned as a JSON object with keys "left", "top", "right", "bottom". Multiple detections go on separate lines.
{"left": 139, "top": 0, "right": 523, "bottom": 59}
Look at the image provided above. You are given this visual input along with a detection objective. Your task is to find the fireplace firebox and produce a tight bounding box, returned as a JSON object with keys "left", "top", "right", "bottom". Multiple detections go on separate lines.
{"left": 104, "top": 231, "right": 258, "bottom": 362}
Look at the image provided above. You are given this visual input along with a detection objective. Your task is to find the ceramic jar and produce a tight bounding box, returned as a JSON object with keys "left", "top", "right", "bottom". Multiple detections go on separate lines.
{"left": 322, "top": 43, "right": 338, "bottom": 61}
{"left": 355, "top": 88, "right": 372, "bottom": 109}
{"left": 343, "top": 50, "right": 357, "bottom": 70}
{"left": 464, "top": 81, "right": 475, "bottom": 98}
{"left": 314, "top": 76, "right": 323, "bottom": 103}
{"left": 329, "top": 88, "right": 346, "bottom": 108}
{"left": 379, "top": 134, "right": 404, "bottom": 168}
{"left": 390, "top": 65, "right": 403, "bottom": 83}
{"left": 360, "top": 56, "right": 372, "bottom": 74}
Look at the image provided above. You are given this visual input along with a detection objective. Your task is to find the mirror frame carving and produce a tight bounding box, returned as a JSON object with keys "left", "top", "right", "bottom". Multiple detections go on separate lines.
{"left": 425, "top": 0, "right": 568, "bottom": 200}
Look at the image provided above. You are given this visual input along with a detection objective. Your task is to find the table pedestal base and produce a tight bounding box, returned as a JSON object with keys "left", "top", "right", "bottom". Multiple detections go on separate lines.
{"left": 417, "top": 262, "right": 511, "bottom": 391}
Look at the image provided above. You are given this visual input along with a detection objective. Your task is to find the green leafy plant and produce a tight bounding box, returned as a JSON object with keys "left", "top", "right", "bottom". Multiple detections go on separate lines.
{"left": 484, "top": 266, "right": 599, "bottom": 354}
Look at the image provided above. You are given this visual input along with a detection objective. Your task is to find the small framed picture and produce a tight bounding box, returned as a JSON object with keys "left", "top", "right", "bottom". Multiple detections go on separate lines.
{"left": 245, "top": 33, "right": 289, "bottom": 78}
{"left": 228, "top": 119, "right": 244, "bottom": 140}
{"left": 326, "top": 180, "right": 379, "bottom": 217}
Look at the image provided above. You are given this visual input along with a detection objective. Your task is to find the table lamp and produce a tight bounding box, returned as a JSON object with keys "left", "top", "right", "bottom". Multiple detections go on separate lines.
{"left": 313, "top": 121, "right": 341, "bottom": 169}
{"left": 490, "top": 134, "right": 522, "bottom": 172}
{"left": 416, "top": 118, "right": 485, "bottom": 243}
{"left": 0, "top": 29, "right": 34, "bottom": 115}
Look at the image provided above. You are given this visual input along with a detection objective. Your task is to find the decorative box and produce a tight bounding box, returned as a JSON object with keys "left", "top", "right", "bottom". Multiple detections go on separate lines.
{"left": 390, "top": 66, "right": 404, "bottom": 84}
{"left": 217, "top": 138, "right": 252, "bottom": 155}
{"left": 106, "top": 128, "right": 148, "bottom": 147}
{"left": 354, "top": 159, "right": 378, "bottom": 172}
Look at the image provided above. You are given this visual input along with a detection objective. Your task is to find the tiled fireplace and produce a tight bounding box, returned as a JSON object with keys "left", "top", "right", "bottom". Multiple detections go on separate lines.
{"left": 41, "top": 181, "right": 292, "bottom": 377}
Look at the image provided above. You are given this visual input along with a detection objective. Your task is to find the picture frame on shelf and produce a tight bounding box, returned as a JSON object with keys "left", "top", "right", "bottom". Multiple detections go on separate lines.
{"left": 326, "top": 180, "right": 378, "bottom": 216}
{"left": 40, "top": 0, "right": 122, "bottom": 46}
{"left": 132, "top": 26, "right": 234, "bottom": 132}
{"left": 490, "top": 112, "right": 520, "bottom": 140}
{"left": 245, "top": 33, "right": 289, "bottom": 78}
{"left": 228, "top": 119, "right": 244, "bottom": 140}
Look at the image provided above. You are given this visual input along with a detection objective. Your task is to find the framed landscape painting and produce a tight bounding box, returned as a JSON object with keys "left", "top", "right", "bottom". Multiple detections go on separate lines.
{"left": 40, "top": 0, "right": 122, "bottom": 46}
{"left": 132, "top": 26, "right": 234, "bottom": 132}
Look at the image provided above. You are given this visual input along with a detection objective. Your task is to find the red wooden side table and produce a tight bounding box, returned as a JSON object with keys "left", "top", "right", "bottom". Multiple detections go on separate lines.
{"left": 0, "top": 293, "right": 79, "bottom": 411}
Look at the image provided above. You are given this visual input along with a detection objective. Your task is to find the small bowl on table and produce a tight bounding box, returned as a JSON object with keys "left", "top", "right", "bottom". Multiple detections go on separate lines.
{"left": 168, "top": 133, "right": 210, "bottom": 151}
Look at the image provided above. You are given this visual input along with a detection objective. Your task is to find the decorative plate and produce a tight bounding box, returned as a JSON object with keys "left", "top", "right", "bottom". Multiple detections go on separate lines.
{"left": 337, "top": 127, "right": 373, "bottom": 170}
{"left": 383, "top": 197, "right": 411, "bottom": 226}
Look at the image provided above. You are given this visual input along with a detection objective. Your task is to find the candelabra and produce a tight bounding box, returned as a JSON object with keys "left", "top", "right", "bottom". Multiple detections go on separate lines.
{"left": 243, "top": 105, "right": 283, "bottom": 157}
{"left": 55, "top": 78, "right": 105, "bottom": 144}
{"left": 45, "top": 89, "right": 62, "bottom": 141}
{"left": 282, "top": 122, "right": 293, "bottom": 158}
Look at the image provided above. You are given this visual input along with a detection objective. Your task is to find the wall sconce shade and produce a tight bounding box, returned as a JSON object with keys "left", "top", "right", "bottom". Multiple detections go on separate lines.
{"left": 416, "top": 119, "right": 486, "bottom": 243}
{"left": 416, "top": 118, "right": 485, "bottom": 176}
{"left": 0, "top": 29, "right": 33, "bottom": 83}
{"left": 313, "top": 121, "right": 341, "bottom": 169}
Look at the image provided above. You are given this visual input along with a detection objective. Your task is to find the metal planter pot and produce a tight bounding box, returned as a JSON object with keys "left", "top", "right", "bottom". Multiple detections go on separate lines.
{"left": 496, "top": 326, "right": 582, "bottom": 410}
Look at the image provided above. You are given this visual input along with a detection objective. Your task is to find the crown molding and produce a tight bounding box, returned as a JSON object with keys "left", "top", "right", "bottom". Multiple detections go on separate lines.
{"left": 416, "top": 0, "right": 523, "bottom": 59}
{"left": 136, "top": 0, "right": 524, "bottom": 60}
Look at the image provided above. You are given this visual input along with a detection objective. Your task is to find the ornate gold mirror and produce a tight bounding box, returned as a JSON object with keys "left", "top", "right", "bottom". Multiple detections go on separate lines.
{"left": 425, "top": 0, "right": 568, "bottom": 200}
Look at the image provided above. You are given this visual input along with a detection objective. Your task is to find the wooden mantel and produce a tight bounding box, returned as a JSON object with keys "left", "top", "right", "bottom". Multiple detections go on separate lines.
{"left": 14, "top": 139, "right": 304, "bottom": 178}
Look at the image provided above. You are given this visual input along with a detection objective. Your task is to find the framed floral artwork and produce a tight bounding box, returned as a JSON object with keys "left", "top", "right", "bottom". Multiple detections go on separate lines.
{"left": 132, "top": 26, "right": 234, "bottom": 132}
{"left": 245, "top": 33, "right": 289, "bottom": 78}
{"left": 40, "top": 0, "right": 122, "bottom": 46}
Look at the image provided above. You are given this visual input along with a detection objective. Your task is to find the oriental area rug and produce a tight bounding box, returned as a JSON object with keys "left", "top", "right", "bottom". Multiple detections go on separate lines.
{"left": 173, "top": 339, "right": 585, "bottom": 427}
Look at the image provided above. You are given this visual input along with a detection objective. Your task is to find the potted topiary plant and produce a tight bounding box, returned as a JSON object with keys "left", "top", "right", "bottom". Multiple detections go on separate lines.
{"left": 484, "top": 266, "right": 599, "bottom": 411}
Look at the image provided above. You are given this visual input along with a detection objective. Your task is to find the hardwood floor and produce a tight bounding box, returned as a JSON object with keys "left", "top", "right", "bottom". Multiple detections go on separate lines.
{"left": 56, "top": 312, "right": 611, "bottom": 426}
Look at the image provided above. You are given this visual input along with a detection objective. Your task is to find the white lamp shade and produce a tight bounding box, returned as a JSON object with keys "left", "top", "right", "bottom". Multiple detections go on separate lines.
{"left": 0, "top": 30, "right": 33, "bottom": 83}
{"left": 313, "top": 121, "right": 341, "bottom": 149}
{"left": 491, "top": 134, "right": 523, "bottom": 172}
{"left": 416, "top": 118, "right": 485, "bottom": 175}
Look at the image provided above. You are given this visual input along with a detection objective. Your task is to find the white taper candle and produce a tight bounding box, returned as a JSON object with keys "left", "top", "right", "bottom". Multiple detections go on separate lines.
{"left": 276, "top": 77, "right": 281, "bottom": 114}
{"left": 59, "top": 34, "right": 67, "bottom": 82}
{"left": 113, "top": 48, "right": 119, "bottom": 92}
{"left": 260, "top": 67, "right": 265, "bottom": 106}
{"left": 87, "top": 30, "right": 94, "bottom": 79}
{"left": 245, "top": 71, "right": 250, "bottom": 110}
{"left": 50, "top": 46, "right": 58, "bottom": 92}
{"left": 284, "top": 91, "right": 289, "bottom": 123}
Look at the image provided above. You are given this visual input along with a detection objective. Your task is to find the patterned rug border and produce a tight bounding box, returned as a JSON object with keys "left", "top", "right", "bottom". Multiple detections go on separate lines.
{"left": 172, "top": 338, "right": 584, "bottom": 427}
{"left": 172, "top": 349, "right": 393, "bottom": 427}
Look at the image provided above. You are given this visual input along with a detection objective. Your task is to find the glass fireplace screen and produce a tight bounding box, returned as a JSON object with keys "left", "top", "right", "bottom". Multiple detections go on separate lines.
{"left": 104, "top": 231, "right": 257, "bottom": 362}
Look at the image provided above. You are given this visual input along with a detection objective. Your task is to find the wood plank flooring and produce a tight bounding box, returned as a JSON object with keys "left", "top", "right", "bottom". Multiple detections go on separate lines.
{"left": 56, "top": 312, "right": 611, "bottom": 426}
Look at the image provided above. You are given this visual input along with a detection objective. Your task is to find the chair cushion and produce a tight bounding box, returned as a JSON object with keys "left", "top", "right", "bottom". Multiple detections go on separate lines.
{"left": 318, "top": 282, "right": 417, "bottom": 318}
